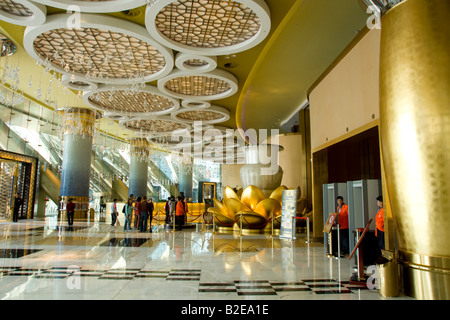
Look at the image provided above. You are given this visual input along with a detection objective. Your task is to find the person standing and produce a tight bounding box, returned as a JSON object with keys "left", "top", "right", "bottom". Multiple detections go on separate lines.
{"left": 176, "top": 196, "right": 185, "bottom": 231}
{"left": 140, "top": 196, "right": 148, "bottom": 232}
{"left": 169, "top": 196, "right": 176, "bottom": 225}
{"left": 12, "top": 193, "right": 22, "bottom": 222}
{"left": 336, "top": 196, "right": 349, "bottom": 256}
{"left": 148, "top": 198, "right": 154, "bottom": 232}
{"left": 124, "top": 198, "right": 133, "bottom": 232}
{"left": 134, "top": 197, "right": 141, "bottom": 230}
{"left": 375, "top": 195, "right": 385, "bottom": 251}
{"left": 99, "top": 196, "right": 105, "bottom": 215}
{"left": 66, "top": 198, "right": 75, "bottom": 229}
{"left": 111, "top": 199, "right": 118, "bottom": 227}
{"left": 165, "top": 197, "right": 170, "bottom": 224}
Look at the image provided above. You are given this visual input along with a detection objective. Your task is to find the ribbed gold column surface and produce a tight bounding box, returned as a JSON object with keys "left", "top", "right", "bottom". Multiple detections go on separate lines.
{"left": 379, "top": 0, "right": 450, "bottom": 299}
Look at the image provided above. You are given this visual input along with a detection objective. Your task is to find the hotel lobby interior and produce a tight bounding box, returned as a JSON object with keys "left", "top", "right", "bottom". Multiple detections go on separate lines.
{"left": 0, "top": 0, "right": 448, "bottom": 303}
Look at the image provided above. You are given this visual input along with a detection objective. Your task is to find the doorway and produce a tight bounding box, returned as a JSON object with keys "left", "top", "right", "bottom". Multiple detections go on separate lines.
{"left": 0, "top": 150, "right": 37, "bottom": 220}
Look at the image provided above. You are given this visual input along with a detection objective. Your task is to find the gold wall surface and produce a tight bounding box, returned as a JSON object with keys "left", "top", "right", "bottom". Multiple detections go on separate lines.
{"left": 380, "top": 0, "right": 450, "bottom": 299}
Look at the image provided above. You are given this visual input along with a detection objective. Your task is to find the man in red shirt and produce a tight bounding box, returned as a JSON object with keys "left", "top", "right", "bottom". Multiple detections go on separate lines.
{"left": 66, "top": 198, "right": 75, "bottom": 229}
{"left": 376, "top": 195, "right": 385, "bottom": 251}
{"left": 336, "top": 196, "right": 349, "bottom": 256}
{"left": 176, "top": 196, "right": 185, "bottom": 231}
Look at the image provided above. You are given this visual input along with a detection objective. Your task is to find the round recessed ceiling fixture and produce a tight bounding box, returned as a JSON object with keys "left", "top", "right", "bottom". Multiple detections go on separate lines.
{"left": 83, "top": 84, "right": 180, "bottom": 117}
{"left": 24, "top": 13, "right": 174, "bottom": 85}
{"left": 0, "top": 0, "right": 46, "bottom": 26}
{"left": 181, "top": 99, "right": 211, "bottom": 109}
{"left": 158, "top": 69, "right": 238, "bottom": 101}
{"left": 171, "top": 105, "right": 230, "bottom": 125}
{"left": 146, "top": 0, "right": 271, "bottom": 55}
{"left": 61, "top": 73, "right": 98, "bottom": 91}
{"left": 175, "top": 52, "right": 217, "bottom": 73}
{"left": 120, "top": 116, "right": 191, "bottom": 135}
{"left": 32, "top": 0, "right": 146, "bottom": 13}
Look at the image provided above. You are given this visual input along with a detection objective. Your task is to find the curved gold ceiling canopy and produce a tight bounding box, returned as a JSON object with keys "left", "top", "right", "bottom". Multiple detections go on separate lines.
{"left": 236, "top": 0, "right": 367, "bottom": 134}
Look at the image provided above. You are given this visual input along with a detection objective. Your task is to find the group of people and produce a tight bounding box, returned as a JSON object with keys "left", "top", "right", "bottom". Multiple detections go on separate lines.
{"left": 333, "top": 195, "right": 385, "bottom": 257}
{"left": 110, "top": 194, "right": 155, "bottom": 232}
{"left": 164, "top": 195, "right": 189, "bottom": 231}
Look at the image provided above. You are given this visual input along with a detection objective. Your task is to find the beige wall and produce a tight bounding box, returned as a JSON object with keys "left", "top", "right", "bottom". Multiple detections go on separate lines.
{"left": 309, "top": 29, "right": 381, "bottom": 151}
{"left": 269, "top": 133, "right": 303, "bottom": 191}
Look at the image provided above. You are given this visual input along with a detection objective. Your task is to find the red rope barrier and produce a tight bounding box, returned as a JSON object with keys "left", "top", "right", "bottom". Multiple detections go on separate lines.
{"left": 213, "top": 214, "right": 240, "bottom": 227}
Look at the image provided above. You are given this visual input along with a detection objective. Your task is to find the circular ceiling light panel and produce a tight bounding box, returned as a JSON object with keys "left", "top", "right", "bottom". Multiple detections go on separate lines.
{"left": 146, "top": 0, "right": 271, "bottom": 55}
{"left": 181, "top": 99, "right": 211, "bottom": 109}
{"left": 83, "top": 84, "right": 180, "bottom": 117}
{"left": 32, "top": 0, "right": 146, "bottom": 13}
{"left": 62, "top": 73, "right": 98, "bottom": 91}
{"left": 158, "top": 69, "right": 238, "bottom": 101}
{"left": 24, "top": 13, "right": 174, "bottom": 85}
{"left": 175, "top": 52, "right": 217, "bottom": 73}
{"left": 0, "top": 0, "right": 46, "bottom": 26}
{"left": 171, "top": 105, "right": 230, "bottom": 125}
{"left": 120, "top": 116, "right": 190, "bottom": 135}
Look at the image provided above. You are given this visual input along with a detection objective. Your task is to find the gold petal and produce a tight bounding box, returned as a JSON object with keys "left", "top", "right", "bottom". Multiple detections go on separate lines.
{"left": 269, "top": 185, "right": 289, "bottom": 203}
{"left": 240, "top": 185, "right": 266, "bottom": 210}
{"left": 223, "top": 185, "right": 240, "bottom": 202}
{"left": 224, "top": 198, "right": 248, "bottom": 217}
{"left": 254, "top": 198, "right": 282, "bottom": 220}
{"left": 213, "top": 198, "right": 227, "bottom": 214}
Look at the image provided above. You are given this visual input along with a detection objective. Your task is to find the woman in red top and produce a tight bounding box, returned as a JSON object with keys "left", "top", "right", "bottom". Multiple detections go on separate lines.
{"left": 376, "top": 196, "right": 385, "bottom": 250}
{"left": 336, "top": 196, "right": 349, "bottom": 255}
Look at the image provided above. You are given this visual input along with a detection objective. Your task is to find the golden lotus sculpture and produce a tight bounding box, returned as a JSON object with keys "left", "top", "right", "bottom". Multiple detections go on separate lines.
{"left": 208, "top": 185, "right": 306, "bottom": 233}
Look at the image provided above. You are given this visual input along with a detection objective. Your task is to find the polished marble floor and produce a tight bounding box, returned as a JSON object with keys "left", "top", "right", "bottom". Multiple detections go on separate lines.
{"left": 0, "top": 214, "right": 413, "bottom": 300}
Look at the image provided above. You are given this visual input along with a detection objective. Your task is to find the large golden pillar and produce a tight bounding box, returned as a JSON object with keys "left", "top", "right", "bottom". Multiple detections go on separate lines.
{"left": 379, "top": 0, "right": 450, "bottom": 299}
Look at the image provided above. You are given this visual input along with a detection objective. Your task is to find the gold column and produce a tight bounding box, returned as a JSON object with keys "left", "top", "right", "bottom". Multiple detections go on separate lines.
{"left": 379, "top": 0, "right": 450, "bottom": 299}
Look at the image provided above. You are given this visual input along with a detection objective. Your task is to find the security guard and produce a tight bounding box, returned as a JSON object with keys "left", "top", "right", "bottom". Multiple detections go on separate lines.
{"left": 336, "top": 196, "right": 349, "bottom": 256}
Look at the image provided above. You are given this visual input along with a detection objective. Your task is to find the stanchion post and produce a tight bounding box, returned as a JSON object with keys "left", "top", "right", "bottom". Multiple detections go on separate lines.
{"left": 240, "top": 214, "right": 243, "bottom": 237}
{"left": 306, "top": 217, "right": 310, "bottom": 244}
{"left": 212, "top": 211, "right": 216, "bottom": 234}
{"left": 337, "top": 224, "right": 341, "bottom": 259}
{"left": 172, "top": 211, "right": 176, "bottom": 233}
{"left": 156, "top": 209, "right": 159, "bottom": 234}
{"left": 271, "top": 212, "right": 274, "bottom": 238}
{"left": 328, "top": 232, "right": 332, "bottom": 257}
{"left": 291, "top": 216, "right": 295, "bottom": 241}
